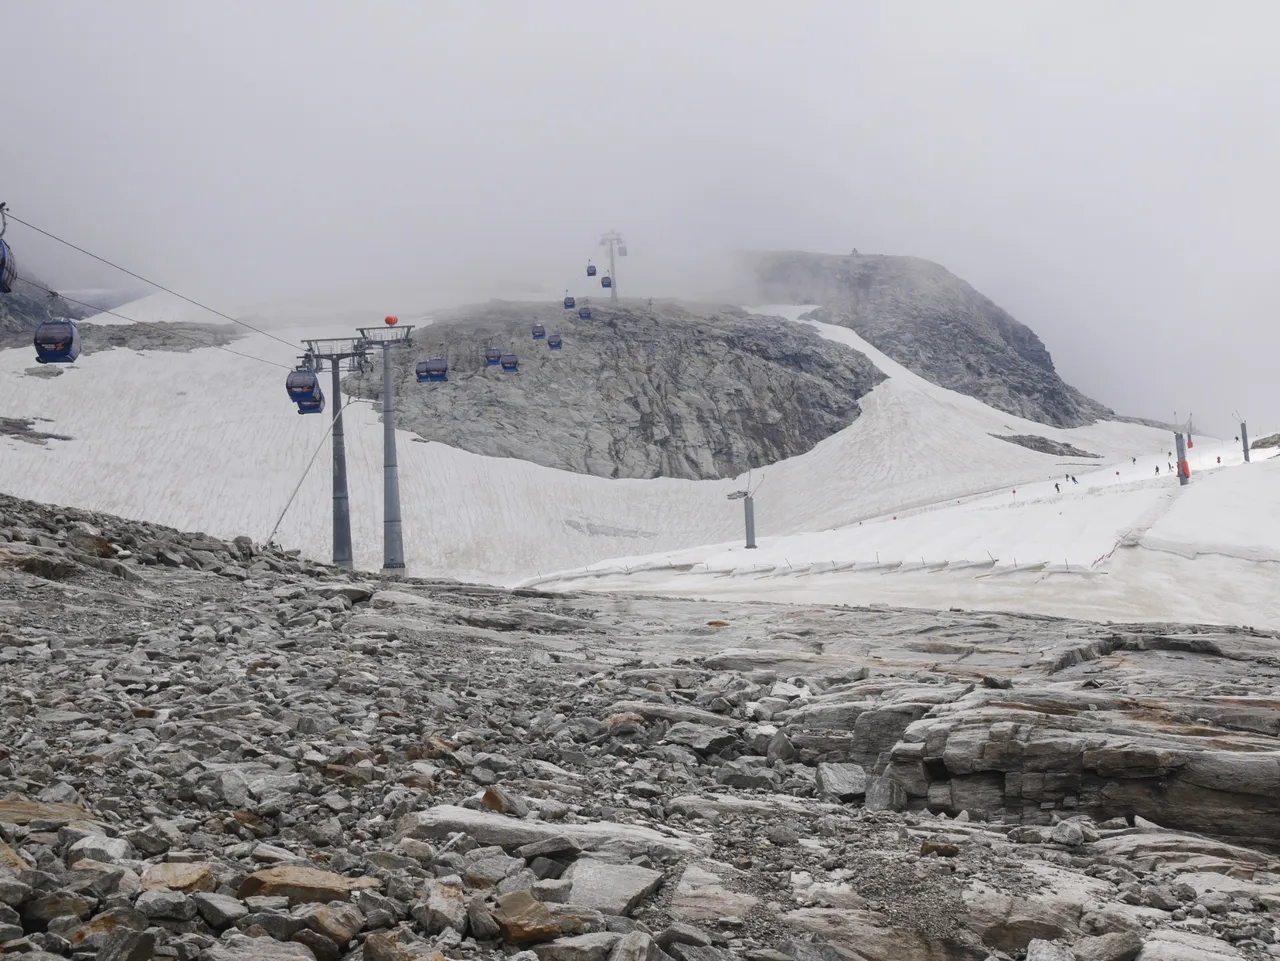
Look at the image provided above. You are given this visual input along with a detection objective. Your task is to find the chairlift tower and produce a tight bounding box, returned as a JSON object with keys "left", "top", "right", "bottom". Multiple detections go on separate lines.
{"left": 302, "top": 336, "right": 369, "bottom": 569}
{"left": 727, "top": 489, "right": 757, "bottom": 549}
{"left": 1174, "top": 431, "right": 1190, "bottom": 487}
{"left": 358, "top": 320, "right": 415, "bottom": 578}
{"left": 599, "top": 230, "right": 626, "bottom": 303}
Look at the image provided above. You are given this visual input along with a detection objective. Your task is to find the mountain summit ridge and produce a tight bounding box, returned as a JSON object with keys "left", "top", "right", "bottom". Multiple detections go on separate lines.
{"left": 740, "top": 249, "right": 1112, "bottom": 429}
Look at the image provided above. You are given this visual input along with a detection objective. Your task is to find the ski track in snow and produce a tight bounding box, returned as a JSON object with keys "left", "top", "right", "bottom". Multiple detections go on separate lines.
{"left": 1, "top": 295, "right": 1277, "bottom": 628}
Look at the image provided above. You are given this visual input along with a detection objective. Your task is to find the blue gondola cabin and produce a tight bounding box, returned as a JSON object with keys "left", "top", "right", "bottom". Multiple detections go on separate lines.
{"left": 416, "top": 357, "right": 448, "bottom": 383}
{"left": 484, "top": 347, "right": 501, "bottom": 366}
{"left": 548, "top": 333, "right": 563, "bottom": 350}
{"left": 33, "top": 319, "right": 81, "bottom": 364}
{"left": 532, "top": 324, "right": 546, "bottom": 339}
{"left": 500, "top": 353, "right": 519, "bottom": 372}
{"left": 297, "top": 393, "right": 326, "bottom": 415}
{"left": 0, "top": 239, "right": 16, "bottom": 294}
{"left": 285, "top": 368, "right": 321, "bottom": 403}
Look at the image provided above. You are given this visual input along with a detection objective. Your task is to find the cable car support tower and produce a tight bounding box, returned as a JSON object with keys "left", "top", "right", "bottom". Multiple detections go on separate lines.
{"left": 358, "top": 321, "right": 414, "bottom": 578}
{"left": 301, "top": 336, "right": 369, "bottom": 569}
{"left": 599, "top": 230, "right": 626, "bottom": 303}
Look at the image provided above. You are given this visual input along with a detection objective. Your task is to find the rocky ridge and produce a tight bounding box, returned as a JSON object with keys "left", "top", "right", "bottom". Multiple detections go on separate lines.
{"left": 0, "top": 254, "right": 142, "bottom": 338}
{"left": 991, "top": 436, "right": 1101, "bottom": 459}
{"left": 345, "top": 301, "right": 884, "bottom": 480}
{"left": 0, "top": 285, "right": 91, "bottom": 339}
{"left": 0, "top": 493, "right": 1277, "bottom": 960}
{"left": 0, "top": 321, "right": 242, "bottom": 358}
{"left": 737, "top": 251, "right": 1113, "bottom": 430}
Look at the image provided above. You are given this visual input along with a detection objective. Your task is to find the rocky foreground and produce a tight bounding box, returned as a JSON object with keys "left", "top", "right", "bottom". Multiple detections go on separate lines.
{"left": 0, "top": 494, "right": 1277, "bottom": 961}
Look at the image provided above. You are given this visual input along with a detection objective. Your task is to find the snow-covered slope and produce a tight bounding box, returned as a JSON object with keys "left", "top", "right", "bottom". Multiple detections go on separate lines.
{"left": 528, "top": 308, "right": 1280, "bottom": 629}
{"left": 530, "top": 452, "right": 1280, "bottom": 630}
{"left": 0, "top": 294, "right": 1180, "bottom": 592}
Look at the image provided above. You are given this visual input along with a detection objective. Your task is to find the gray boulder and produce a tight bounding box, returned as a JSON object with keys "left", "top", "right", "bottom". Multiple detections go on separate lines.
{"left": 814, "top": 763, "right": 867, "bottom": 802}
{"left": 1073, "top": 931, "right": 1143, "bottom": 961}
{"left": 864, "top": 776, "right": 907, "bottom": 812}
{"left": 1025, "top": 940, "right": 1075, "bottom": 961}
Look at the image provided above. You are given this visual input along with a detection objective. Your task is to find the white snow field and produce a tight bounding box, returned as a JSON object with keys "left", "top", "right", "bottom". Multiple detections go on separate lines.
{"left": 525, "top": 308, "right": 1280, "bottom": 629}
{"left": 1, "top": 295, "right": 1273, "bottom": 627}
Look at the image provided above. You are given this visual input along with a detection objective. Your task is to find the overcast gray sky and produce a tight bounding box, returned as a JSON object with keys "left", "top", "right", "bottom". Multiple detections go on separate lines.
{"left": 4, "top": 1, "right": 1278, "bottom": 434}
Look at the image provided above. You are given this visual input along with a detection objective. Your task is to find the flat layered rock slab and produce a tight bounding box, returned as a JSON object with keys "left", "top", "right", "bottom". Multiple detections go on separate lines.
{"left": 783, "top": 907, "right": 989, "bottom": 961}
{"left": 701, "top": 649, "right": 829, "bottom": 674}
{"left": 397, "top": 805, "right": 705, "bottom": 859}
{"left": 236, "top": 865, "right": 381, "bottom": 905}
{"left": 0, "top": 797, "right": 98, "bottom": 826}
{"left": 565, "top": 860, "right": 663, "bottom": 916}
{"left": 1134, "top": 929, "right": 1243, "bottom": 960}
{"left": 607, "top": 701, "right": 740, "bottom": 728}
{"left": 532, "top": 931, "right": 622, "bottom": 961}
{"left": 200, "top": 934, "right": 320, "bottom": 960}
{"left": 666, "top": 793, "right": 840, "bottom": 820}
{"left": 141, "top": 861, "right": 216, "bottom": 892}
{"left": 669, "top": 861, "right": 759, "bottom": 923}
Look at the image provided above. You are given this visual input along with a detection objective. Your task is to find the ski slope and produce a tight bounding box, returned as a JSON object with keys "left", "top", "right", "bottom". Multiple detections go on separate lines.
{"left": 525, "top": 309, "right": 1280, "bottom": 629}
{"left": 4, "top": 293, "right": 1268, "bottom": 630}
{"left": 529, "top": 452, "right": 1280, "bottom": 630}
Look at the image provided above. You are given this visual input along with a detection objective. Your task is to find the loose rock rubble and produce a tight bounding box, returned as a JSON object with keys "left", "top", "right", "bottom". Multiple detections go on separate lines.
{"left": 0, "top": 493, "right": 1277, "bottom": 961}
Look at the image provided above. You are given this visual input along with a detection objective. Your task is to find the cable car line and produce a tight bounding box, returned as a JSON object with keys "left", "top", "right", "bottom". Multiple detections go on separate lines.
{"left": 4, "top": 210, "right": 301, "bottom": 351}
{"left": 12, "top": 276, "right": 293, "bottom": 373}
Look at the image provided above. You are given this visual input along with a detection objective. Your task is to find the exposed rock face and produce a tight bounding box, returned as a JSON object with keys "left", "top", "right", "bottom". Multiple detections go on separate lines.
{"left": 0, "top": 492, "right": 1276, "bottom": 960}
{"left": 740, "top": 250, "right": 1113, "bottom": 429}
{"left": 0, "top": 317, "right": 242, "bottom": 356}
{"left": 992, "top": 434, "right": 1101, "bottom": 458}
{"left": 0, "top": 255, "right": 144, "bottom": 338}
{"left": 0, "top": 282, "right": 88, "bottom": 337}
{"left": 79, "top": 321, "right": 242, "bottom": 353}
{"left": 0, "top": 417, "right": 71, "bottom": 446}
{"left": 1250, "top": 432, "right": 1280, "bottom": 450}
{"left": 345, "top": 300, "right": 884, "bottom": 480}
